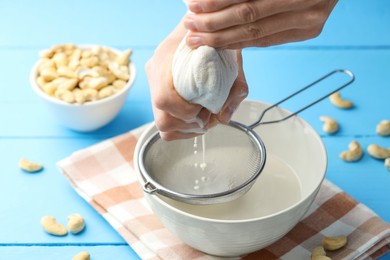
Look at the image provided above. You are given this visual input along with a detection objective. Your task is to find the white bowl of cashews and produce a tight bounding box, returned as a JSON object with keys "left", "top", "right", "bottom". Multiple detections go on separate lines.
{"left": 30, "top": 44, "right": 136, "bottom": 132}
{"left": 134, "top": 100, "right": 327, "bottom": 257}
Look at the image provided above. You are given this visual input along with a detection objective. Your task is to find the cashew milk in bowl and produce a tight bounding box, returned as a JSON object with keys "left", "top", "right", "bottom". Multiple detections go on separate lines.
{"left": 160, "top": 154, "right": 301, "bottom": 220}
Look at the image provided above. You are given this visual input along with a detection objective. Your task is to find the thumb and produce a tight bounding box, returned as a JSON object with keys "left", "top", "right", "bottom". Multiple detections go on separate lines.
{"left": 218, "top": 50, "right": 248, "bottom": 124}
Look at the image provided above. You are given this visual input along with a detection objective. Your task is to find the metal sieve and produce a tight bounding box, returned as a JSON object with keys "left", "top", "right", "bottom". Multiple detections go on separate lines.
{"left": 138, "top": 69, "right": 355, "bottom": 205}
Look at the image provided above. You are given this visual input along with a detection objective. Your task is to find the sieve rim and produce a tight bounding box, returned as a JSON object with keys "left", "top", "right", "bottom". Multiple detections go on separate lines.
{"left": 137, "top": 121, "right": 267, "bottom": 204}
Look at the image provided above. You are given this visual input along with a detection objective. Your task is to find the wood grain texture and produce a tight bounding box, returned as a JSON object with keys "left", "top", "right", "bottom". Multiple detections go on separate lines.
{"left": 0, "top": 0, "right": 389, "bottom": 259}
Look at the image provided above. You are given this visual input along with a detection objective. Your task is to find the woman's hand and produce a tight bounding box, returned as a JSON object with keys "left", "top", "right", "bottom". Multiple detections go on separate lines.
{"left": 183, "top": 0, "right": 338, "bottom": 49}
{"left": 145, "top": 20, "right": 248, "bottom": 141}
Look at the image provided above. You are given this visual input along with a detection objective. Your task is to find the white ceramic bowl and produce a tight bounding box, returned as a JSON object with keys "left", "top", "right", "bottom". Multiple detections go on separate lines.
{"left": 134, "top": 100, "right": 327, "bottom": 257}
{"left": 30, "top": 45, "right": 136, "bottom": 132}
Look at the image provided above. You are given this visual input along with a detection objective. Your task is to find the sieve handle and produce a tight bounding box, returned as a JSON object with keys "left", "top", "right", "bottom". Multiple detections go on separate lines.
{"left": 248, "top": 69, "right": 355, "bottom": 129}
{"left": 143, "top": 182, "right": 158, "bottom": 194}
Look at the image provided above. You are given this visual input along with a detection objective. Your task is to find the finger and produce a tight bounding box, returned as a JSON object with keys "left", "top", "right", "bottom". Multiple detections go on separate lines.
{"left": 217, "top": 51, "right": 248, "bottom": 124}
{"left": 184, "top": 0, "right": 322, "bottom": 33}
{"left": 187, "top": 0, "right": 248, "bottom": 13}
{"left": 160, "top": 131, "right": 202, "bottom": 141}
{"left": 206, "top": 114, "right": 219, "bottom": 130}
{"left": 197, "top": 107, "right": 212, "bottom": 127}
{"left": 187, "top": 6, "right": 327, "bottom": 48}
{"left": 224, "top": 28, "right": 322, "bottom": 49}
{"left": 153, "top": 107, "right": 206, "bottom": 133}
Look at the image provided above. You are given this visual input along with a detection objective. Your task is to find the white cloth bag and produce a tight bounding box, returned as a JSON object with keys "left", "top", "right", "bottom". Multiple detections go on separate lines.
{"left": 172, "top": 35, "right": 238, "bottom": 114}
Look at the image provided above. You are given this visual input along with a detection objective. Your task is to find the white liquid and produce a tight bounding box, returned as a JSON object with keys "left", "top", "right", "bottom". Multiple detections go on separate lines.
{"left": 161, "top": 155, "right": 302, "bottom": 220}
{"left": 155, "top": 142, "right": 260, "bottom": 195}
{"left": 193, "top": 135, "right": 207, "bottom": 171}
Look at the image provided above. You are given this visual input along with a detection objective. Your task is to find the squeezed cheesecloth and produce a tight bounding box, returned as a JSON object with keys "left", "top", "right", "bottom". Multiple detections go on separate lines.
{"left": 172, "top": 35, "right": 238, "bottom": 114}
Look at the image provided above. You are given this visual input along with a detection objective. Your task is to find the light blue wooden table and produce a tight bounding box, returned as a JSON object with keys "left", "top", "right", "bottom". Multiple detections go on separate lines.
{"left": 0, "top": 1, "right": 389, "bottom": 259}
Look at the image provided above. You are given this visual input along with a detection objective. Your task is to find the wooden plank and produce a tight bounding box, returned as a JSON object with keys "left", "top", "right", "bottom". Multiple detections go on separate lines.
{"left": 0, "top": 48, "right": 388, "bottom": 137}
{"left": 0, "top": 0, "right": 185, "bottom": 48}
{"left": 1, "top": 135, "right": 389, "bottom": 245}
{"left": 0, "top": 102, "right": 153, "bottom": 138}
{"left": 0, "top": 246, "right": 140, "bottom": 260}
{"left": 0, "top": 139, "right": 127, "bottom": 243}
{"left": 323, "top": 136, "right": 390, "bottom": 222}
{"left": 242, "top": 49, "right": 390, "bottom": 137}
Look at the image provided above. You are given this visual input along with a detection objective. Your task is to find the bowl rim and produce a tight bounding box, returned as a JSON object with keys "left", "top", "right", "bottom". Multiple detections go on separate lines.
{"left": 134, "top": 99, "right": 328, "bottom": 224}
{"left": 30, "top": 44, "right": 136, "bottom": 107}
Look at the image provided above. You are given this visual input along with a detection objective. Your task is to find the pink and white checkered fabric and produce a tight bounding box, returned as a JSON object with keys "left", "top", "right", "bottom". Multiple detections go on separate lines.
{"left": 58, "top": 124, "right": 390, "bottom": 260}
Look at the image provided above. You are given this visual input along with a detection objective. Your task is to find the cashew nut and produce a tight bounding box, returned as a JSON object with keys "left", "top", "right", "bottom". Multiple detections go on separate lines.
{"left": 19, "top": 158, "right": 43, "bottom": 172}
{"left": 40, "top": 67, "right": 58, "bottom": 81}
{"left": 115, "top": 49, "right": 132, "bottom": 66}
{"left": 376, "top": 120, "right": 390, "bottom": 136}
{"left": 57, "top": 78, "right": 78, "bottom": 91}
{"left": 320, "top": 116, "right": 339, "bottom": 134}
{"left": 311, "top": 256, "right": 332, "bottom": 260}
{"left": 67, "top": 213, "right": 86, "bottom": 234}
{"left": 72, "top": 88, "right": 86, "bottom": 104}
{"left": 57, "top": 66, "right": 77, "bottom": 78}
{"left": 322, "top": 235, "right": 347, "bottom": 251}
{"left": 311, "top": 246, "right": 326, "bottom": 259}
{"left": 340, "top": 141, "right": 363, "bottom": 162}
{"left": 98, "top": 86, "right": 116, "bottom": 99}
{"left": 39, "top": 49, "right": 55, "bottom": 59}
{"left": 38, "top": 58, "right": 56, "bottom": 72}
{"left": 55, "top": 89, "right": 75, "bottom": 103}
{"left": 367, "top": 144, "right": 390, "bottom": 159}
{"left": 329, "top": 92, "right": 353, "bottom": 109}
{"left": 385, "top": 158, "right": 390, "bottom": 170}
{"left": 72, "top": 251, "right": 90, "bottom": 260}
{"left": 112, "top": 79, "right": 126, "bottom": 89}
{"left": 41, "top": 216, "right": 68, "bottom": 236}
{"left": 82, "top": 89, "right": 98, "bottom": 102}
{"left": 108, "top": 62, "right": 130, "bottom": 81}
{"left": 80, "top": 56, "right": 99, "bottom": 68}
{"left": 79, "top": 77, "right": 108, "bottom": 90}
{"left": 52, "top": 52, "right": 68, "bottom": 68}
{"left": 41, "top": 77, "right": 68, "bottom": 96}
{"left": 76, "top": 66, "right": 99, "bottom": 79}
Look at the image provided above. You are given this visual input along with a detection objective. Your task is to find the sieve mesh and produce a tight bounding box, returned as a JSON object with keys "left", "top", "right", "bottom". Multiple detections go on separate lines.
{"left": 141, "top": 123, "right": 265, "bottom": 198}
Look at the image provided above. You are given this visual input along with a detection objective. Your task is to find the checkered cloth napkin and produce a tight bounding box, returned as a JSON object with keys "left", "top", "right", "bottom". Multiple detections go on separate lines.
{"left": 57, "top": 124, "right": 390, "bottom": 260}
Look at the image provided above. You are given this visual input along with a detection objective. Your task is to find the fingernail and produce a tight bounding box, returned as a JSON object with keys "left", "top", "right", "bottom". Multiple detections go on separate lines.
{"left": 188, "top": 1, "right": 203, "bottom": 12}
{"left": 186, "top": 35, "right": 202, "bottom": 47}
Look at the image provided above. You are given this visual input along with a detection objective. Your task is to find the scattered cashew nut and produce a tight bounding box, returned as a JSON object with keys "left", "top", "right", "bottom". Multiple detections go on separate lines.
{"left": 19, "top": 158, "right": 43, "bottom": 172}
{"left": 72, "top": 251, "right": 90, "bottom": 260}
{"left": 367, "top": 144, "right": 390, "bottom": 159}
{"left": 311, "top": 246, "right": 326, "bottom": 259}
{"left": 322, "top": 235, "right": 348, "bottom": 251}
{"left": 329, "top": 92, "right": 354, "bottom": 109}
{"left": 340, "top": 141, "right": 363, "bottom": 162}
{"left": 67, "top": 213, "right": 86, "bottom": 234}
{"left": 376, "top": 120, "right": 390, "bottom": 136}
{"left": 312, "top": 256, "right": 332, "bottom": 260}
{"left": 385, "top": 158, "right": 390, "bottom": 170}
{"left": 320, "top": 116, "right": 339, "bottom": 134}
{"left": 41, "top": 216, "right": 68, "bottom": 236}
